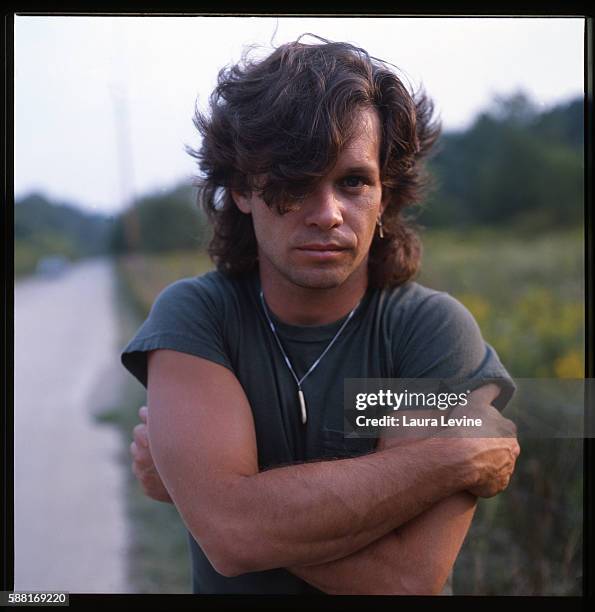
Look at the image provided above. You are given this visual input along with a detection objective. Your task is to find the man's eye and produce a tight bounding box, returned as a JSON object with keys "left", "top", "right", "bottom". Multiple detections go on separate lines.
{"left": 342, "top": 176, "right": 366, "bottom": 189}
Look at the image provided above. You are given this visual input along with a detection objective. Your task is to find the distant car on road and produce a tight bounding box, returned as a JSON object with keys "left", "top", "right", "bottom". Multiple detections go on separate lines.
{"left": 35, "top": 255, "right": 71, "bottom": 277}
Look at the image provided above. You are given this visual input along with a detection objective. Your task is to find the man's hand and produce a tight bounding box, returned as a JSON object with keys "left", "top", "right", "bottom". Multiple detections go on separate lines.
{"left": 130, "top": 405, "right": 172, "bottom": 503}
{"left": 457, "top": 405, "right": 519, "bottom": 498}
{"left": 444, "top": 384, "right": 520, "bottom": 498}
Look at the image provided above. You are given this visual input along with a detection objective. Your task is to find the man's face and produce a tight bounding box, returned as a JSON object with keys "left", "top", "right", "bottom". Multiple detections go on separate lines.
{"left": 233, "top": 108, "right": 385, "bottom": 292}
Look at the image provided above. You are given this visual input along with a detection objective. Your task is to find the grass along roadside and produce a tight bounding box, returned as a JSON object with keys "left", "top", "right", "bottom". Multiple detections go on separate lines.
{"left": 94, "top": 254, "right": 198, "bottom": 593}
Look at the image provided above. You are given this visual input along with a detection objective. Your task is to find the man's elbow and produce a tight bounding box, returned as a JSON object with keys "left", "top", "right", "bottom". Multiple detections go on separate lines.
{"left": 204, "top": 542, "right": 271, "bottom": 578}
{"left": 208, "top": 552, "right": 248, "bottom": 579}
{"left": 191, "top": 517, "right": 270, "bottom": 578}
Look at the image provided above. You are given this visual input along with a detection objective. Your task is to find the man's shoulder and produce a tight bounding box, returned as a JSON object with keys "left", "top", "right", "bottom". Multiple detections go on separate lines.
{"left": 121, "top": 269, "right": 246, "bottom": 387}
{"left": 379, "top": 280, "right": 450, "bottom": 316}
{"left": 377, "top": 281, "right": 478, "bottom": 336}
{"left": 143, "top": 269, "right": 257, "bottom": 338}
{"left": 384, "top": 280, "right": 440, "bottom": 301}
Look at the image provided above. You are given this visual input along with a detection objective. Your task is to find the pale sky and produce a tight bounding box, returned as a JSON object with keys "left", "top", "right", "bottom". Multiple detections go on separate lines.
{"left": 14, "top": 16, "right": 584, "bottom": 215}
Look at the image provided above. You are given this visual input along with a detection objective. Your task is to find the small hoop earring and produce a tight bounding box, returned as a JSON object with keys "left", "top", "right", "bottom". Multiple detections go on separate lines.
{"left": 377, "top": 216, "right": 384, "bottom": 239}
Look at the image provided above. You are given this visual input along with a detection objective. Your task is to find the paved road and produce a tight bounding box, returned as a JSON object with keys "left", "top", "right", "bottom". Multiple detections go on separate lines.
{"left": 14, "top": 258, "right": 131, "bottom": 593}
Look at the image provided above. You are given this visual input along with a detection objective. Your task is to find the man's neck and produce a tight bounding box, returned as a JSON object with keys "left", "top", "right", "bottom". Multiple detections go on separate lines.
{"left": 259, "top": 268, "right": 368, "bottom": 327}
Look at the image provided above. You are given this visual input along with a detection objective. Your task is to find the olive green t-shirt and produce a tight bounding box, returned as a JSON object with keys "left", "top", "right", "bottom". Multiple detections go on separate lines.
{"left": 121, "top": 269, "right": 515, "bottom": 594}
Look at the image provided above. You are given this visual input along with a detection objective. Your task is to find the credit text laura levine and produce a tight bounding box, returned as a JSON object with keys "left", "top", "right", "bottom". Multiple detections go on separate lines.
{"left": 355, "top": 414, "right": 484, "bottom": 428}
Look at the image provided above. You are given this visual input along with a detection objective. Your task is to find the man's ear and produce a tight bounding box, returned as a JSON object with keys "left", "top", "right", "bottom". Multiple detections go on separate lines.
{"left": 231, "top": 190, "right": 253, "bottom": 215}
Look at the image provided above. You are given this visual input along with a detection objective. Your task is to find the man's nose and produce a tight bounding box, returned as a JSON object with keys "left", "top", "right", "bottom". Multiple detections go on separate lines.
{"left": 303, "top": 184, "right": 343, "bottom": 230}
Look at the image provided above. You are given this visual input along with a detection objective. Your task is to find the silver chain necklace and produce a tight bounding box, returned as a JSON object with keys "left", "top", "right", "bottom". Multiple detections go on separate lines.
{"left": 259, "top": 290, "right": 361, "bottom": 425}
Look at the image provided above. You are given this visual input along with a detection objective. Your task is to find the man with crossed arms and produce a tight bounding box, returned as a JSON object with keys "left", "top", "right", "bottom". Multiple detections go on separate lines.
{"left": 122, "top": 37, "right": 519, "bottom": 595}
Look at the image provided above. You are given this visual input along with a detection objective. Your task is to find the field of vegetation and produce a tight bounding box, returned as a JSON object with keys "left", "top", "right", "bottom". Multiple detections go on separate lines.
{"left": 112, "top": 225, "right": 583, "bottom": 595}
{"left": 418, "top": 227, "right": 583, "bottom": 595}
{"left": 98, "top": 251, "right": 213, "bottom": 593}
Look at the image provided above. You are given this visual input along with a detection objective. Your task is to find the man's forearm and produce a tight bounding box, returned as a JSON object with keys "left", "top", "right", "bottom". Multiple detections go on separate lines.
{"left": 152, "top": 444, "right": 478, "bottom": 590}
{"left": 192, "top": 437, "right": 477, "bottom": 575}
{"left": 287, "top": 491, "right": 478, "bottom": 595}
{"left": 289, "top": 529, "right": 411, "bottom": 594}
{"left": 145, "top": 445, "right": 476, "bottom": 593}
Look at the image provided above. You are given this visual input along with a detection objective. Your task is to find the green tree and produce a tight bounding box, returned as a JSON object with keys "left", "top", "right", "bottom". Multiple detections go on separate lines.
{"left": 110, "top": 184, "right": 210, "bottom": 254}
{"left": 421, "top": 92, "right": 583, "bottom": 229}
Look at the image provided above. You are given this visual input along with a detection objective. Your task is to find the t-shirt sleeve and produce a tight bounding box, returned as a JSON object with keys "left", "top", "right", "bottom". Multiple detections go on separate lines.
{"left": 121, "top": 276, "right": 233, "bottom": 388}
{"left": 394, "top": 290, "right": 515, "bottom": 411}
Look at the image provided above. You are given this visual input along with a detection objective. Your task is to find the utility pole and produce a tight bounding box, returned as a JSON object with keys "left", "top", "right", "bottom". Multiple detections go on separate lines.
{"left": 110, "top": 25, "right": 140, "bottom": 251}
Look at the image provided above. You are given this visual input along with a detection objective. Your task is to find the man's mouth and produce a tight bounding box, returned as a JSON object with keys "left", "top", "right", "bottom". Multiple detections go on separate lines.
{"left": 297, "top": 243, "right": 347, "bottom": 251}
{"left": 295, "top": 243, "right": 351, "bottom": 260}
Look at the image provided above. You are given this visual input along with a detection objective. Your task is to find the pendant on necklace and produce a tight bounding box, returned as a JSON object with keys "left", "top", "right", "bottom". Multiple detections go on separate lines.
{"left": 298, "top": 388, "right": 307, "bottom": 424}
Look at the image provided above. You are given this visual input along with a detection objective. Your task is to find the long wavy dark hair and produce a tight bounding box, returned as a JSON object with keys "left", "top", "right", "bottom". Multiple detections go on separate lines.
{"left": 187, "top": 35, "right": 440, "bottom": 288}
